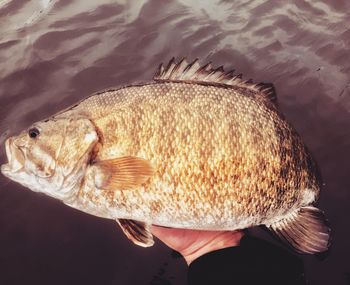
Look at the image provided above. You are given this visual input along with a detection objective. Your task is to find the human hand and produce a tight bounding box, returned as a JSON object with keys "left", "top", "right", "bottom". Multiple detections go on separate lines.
{"left": 151, "top": 226, "right": 244, "bottom": 265}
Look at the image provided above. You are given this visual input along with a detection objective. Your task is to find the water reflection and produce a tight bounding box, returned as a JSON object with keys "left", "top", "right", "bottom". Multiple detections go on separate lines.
{"left": 0, "top": 0, "right": 349, "bottom": 284}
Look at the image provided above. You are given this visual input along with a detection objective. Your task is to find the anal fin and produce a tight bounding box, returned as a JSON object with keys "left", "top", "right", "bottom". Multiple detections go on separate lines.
{"left": 116, "top": 219, "right": 154, "bottom": 247}
{"left": 267, "top": 206, "right": 331, "bottom": 254}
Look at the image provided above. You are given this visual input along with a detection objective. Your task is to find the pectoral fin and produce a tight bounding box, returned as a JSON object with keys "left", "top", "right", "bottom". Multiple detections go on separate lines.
{"left": 92, "top": 156, "right": 154, "bottom": 191}
{"left": 116, "top": 219, "right": 154, "bottom": 247}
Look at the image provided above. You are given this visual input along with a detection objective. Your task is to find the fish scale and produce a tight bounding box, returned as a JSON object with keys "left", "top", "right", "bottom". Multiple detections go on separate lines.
{"left": 73, "top": 82, "right": 299, "bottom": 228}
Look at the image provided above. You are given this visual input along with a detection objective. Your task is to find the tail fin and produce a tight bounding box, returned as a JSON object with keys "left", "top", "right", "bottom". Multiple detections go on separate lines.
{"left": 267, "top": 206, "right": 331, "bottom": 254}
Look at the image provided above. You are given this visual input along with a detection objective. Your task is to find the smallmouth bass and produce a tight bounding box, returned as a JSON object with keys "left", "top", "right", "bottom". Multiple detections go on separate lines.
{"left": 1, "top": 58, "right": 330, "bottom": 253}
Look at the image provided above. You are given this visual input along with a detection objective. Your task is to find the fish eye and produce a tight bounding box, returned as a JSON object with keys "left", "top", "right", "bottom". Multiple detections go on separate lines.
{"left": 28, "top": 127, "right": 40, "bottom": 138}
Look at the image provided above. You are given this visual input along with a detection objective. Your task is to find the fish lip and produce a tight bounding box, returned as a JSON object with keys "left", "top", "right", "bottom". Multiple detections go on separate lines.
{"left": 0, "top": 163, "right": 10, "bottom": 175}
{"left": 1, "top": 138, "right": 12, "bottom": 174}
{"left": 1, "top": 137, "right": 24, "bottom": 174}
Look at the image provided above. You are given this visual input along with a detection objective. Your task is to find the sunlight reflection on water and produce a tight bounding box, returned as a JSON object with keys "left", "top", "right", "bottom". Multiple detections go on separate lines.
{"left": 0, "top": 1, "right": 349, "bottom": 284}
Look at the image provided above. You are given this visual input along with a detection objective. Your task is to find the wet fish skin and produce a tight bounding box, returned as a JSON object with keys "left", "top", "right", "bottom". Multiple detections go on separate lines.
{"left": 71, "top": 82, "right": 315, "bottom": 225}
{"left": 1, "top": 58, "right": 330, "bottom": 253}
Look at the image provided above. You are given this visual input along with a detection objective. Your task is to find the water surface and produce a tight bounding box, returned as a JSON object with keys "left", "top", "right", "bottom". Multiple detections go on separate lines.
{"left": 0, "top": 1, "right": 349, "bottom": 284}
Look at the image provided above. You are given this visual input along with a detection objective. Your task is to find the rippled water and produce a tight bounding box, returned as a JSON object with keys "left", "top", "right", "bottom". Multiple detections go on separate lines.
{"left": 0, "top": 1, "right": 349, "bottom": 284}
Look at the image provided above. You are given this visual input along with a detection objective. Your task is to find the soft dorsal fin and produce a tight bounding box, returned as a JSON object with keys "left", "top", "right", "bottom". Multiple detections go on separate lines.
{"left": 154, "top": 57, "right": 278, "bottom": 108}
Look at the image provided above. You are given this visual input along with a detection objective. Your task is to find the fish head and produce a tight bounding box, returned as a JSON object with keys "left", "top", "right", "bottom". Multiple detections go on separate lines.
{"left": 1, "top": 116, "right": 98, "bottom": 201}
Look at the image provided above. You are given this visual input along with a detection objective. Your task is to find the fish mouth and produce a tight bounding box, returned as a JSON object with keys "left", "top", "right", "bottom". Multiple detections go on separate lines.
{"left": 1, "top": 137, "right": 25, "bottom": 175}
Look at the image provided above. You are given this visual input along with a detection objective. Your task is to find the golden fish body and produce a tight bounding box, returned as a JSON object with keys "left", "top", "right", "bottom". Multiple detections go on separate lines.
{"left": 69, "top": 82, "right": 316, "bottom": 229}
{"left": 1, "top": 58, "right": 330, "bottom": 253}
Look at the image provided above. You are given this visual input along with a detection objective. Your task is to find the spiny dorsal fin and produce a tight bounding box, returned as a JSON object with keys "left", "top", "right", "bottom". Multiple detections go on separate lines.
{"left": 154, "top": 58, "right": 278, "bottom": 108}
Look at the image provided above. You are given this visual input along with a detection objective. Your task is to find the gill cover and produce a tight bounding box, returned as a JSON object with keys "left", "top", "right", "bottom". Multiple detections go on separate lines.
{"left": 50, "top": 117, "right": 99, "bottom": 176}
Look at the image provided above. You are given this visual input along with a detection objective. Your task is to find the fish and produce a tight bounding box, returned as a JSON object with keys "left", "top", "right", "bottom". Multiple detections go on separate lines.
{"left": 1, "top": 58, "right": 330, "bottom": 253}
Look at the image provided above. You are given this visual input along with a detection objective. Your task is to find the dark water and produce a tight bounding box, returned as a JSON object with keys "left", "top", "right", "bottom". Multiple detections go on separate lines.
{"left": 0, "top": 0, "right": 349, "bottom": 284}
